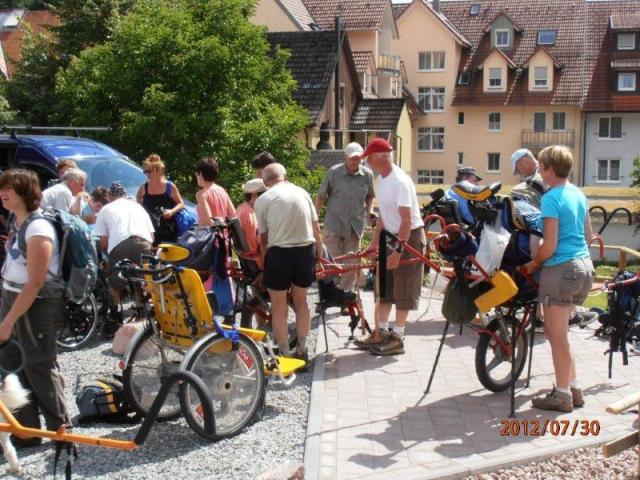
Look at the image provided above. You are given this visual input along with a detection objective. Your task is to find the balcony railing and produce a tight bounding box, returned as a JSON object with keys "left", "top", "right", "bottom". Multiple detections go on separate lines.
{"left": 378, "top": 52, "right": 401, "bottom": 74}
{"left": 521, "top": 129, "right": 575, "bottom": 148}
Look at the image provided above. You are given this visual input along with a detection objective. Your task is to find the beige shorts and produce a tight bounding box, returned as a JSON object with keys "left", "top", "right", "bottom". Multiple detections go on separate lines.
{"left": 378, "top": 228, "right": 426, "bottom": 311}
{"left": 538, "top": 257, "right": 595, "bottom": 307}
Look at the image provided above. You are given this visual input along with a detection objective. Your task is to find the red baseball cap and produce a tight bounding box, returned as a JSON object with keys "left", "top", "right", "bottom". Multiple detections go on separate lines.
{"left": 362, "top": 138, "right": 393, "bottom": 158}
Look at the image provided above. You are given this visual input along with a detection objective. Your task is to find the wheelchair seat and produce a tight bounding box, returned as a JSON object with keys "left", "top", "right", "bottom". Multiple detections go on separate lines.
{"left": 452, "top": 181, "right": 502, "bottom": 202}
{"left": 500, "top": 196, "right": 528, "bottom": 233}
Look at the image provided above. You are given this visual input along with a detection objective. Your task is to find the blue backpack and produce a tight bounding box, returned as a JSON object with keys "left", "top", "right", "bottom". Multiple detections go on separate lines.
{"left": 17, "top": 208, "right": 98, "bottom": 303}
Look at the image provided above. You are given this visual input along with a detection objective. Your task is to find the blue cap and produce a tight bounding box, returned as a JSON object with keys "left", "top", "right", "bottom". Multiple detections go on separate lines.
{"left": 511, "top": 149, "right": 533, "bottom": 175}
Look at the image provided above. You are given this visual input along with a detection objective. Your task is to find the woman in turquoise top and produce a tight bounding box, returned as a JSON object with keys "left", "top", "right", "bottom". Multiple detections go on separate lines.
{"left": 524, "top": 145, "right": 595, "bottom": 413}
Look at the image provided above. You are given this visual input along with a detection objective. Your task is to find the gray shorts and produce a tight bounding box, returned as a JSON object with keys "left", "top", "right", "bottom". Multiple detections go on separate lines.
{"left": 378, "top": 228, "right": 426, "bottom": 311}
{"left": 106, "top": 236, "right": 153, "bottom": 290}
{"left": 538, "top": 257, "right": 595, "bottom": 307}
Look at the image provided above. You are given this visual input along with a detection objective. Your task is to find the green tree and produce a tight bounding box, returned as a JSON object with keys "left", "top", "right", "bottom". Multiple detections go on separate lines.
{"left": 56, "top": 0, "right": 312, "bottom": 198}
{"left": 0, "top": 1, "right": 49, "bottom": 9}
{"left": 630, "top": 155, "right": 640, "bottom": 188}
{"left": 5, "top": 0, "right": 133, "bottom": 125}
{"left": 4, "top": 25, "right": 58, "bottom": 125}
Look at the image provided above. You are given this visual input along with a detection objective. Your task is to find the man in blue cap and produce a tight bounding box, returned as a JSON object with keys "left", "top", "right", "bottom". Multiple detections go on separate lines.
{"left": 510, "top": 148, "right": 547, "bottom": 209}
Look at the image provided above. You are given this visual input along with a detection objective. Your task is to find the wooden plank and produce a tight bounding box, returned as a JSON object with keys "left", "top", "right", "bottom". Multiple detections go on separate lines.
{"left": 606, "top": 393, "right": 640, "bottom": 414}
{"left": 603, "top": 431, "right": 639, "bottom": 458}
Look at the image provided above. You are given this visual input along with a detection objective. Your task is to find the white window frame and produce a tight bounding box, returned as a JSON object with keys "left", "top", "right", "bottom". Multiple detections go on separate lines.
{"left": 488, "top": 68, "right": 502, "bottom": 89}
{"left": 533, "top": 66, "right": 548, "bottom": 88}
{"left": 417, "top": 127, "right": 445, "bottom": 152}
{"left": 487, "top": 153, "right": 501, "bottom": 173}
{"left": 552, "top": 112, "right": 566, "bottom": 131}
{"left": 618, "top": 32, "right": 636, "bottom": 50}
{"left": 488, "top": 112, "right": 501, "bottom": 132}
{"left": 418, "top": 87, "right": 445, "bottom": 112}
{"left": 495, "top": 29, "right": 510, "bottom": 48}
{"left": 418, "top": 51, "right": 446, "bottom": 72}
{"left": 361, "top": 72, "right": 371, "bottom": 95}
{"left": 470, "top": 3, "right": 480, "bottom": 15}
{"left": 598, "top": 117, "right": 623, "bottom": 140}
{"left": 618, "top": 72, "right": 636, "bottom": 92}
{"left": 537, "top": 30, "right": 557, "bottom": 46}
{"left": 596, "top": 159, "right": 621, "bottom": 184}
{"left": 417, "top": 169, "right": 445, "bottom": 185}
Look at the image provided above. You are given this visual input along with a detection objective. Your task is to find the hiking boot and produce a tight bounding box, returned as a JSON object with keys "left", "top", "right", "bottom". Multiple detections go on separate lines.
{"left": 531, "top": 388, "right": 573, "bottom": 413}
{"left": 571, "top": 387, "right": 585, "bottom": 408}
{"left": 353, "top": 329, "right": 389, "bottom": 350}
{"left": 370, "top": 331, "right": 405, "bottom": 356}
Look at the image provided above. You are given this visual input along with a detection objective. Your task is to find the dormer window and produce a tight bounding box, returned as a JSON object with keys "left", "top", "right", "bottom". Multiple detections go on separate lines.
{"left": 618, "top": 72, "right": 636, "bottom": 91}
{"left": 495, "top": 30, "right": 510, "bottom": 48}
{"left": 538, "top": 30, "right": 557, "bottom": 46}
{"left": 489, "top": 68, "right": 502, "bottom": 88}
{"left": 618, "top": 33, "right": 636, "bottom": 50}
{"left": 470, "top": 4, "right": 480, "bottom": 16}
{"left": 534, "top": 66, "right": 548, "bottom": 88}
{"left": 458, "top": 71, "right": 470, "bottom": 85}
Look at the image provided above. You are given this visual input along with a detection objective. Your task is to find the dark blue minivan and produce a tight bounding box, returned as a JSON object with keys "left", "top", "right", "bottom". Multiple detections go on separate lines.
{"left": 0, "top": 134, "right": 147, "bottom": 196}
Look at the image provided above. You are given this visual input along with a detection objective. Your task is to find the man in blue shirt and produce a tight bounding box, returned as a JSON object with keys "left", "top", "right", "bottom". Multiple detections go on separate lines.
{"left": 445, "top": 166, "right": 481, "bottom": 225}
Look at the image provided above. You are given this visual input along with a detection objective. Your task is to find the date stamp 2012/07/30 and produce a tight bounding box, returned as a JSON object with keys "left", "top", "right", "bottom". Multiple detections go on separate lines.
{"left": 499, "top": 419, "right": 601, "bottom": 437}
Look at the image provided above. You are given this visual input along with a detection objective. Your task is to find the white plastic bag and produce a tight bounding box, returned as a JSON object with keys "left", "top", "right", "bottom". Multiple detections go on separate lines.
{"left": 474, "top": 216, "right": 511, "bottom": 276}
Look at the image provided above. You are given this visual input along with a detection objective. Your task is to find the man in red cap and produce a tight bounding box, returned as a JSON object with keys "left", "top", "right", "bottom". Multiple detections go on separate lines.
{"left": 355, "top": 138, "right": 425, "bottom": 355}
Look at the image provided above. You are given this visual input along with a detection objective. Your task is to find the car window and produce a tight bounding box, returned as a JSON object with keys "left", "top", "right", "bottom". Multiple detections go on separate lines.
{"left": 76, "top": 156, "right": 146, "bottom": 197}
{"left": 19, "top": 160, "right": 57, "bottom": 191}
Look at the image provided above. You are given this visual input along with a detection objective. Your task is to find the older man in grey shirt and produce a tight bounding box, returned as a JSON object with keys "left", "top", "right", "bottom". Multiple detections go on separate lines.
{"left": 315, "top": 142, "right": 374, "bottom": 292}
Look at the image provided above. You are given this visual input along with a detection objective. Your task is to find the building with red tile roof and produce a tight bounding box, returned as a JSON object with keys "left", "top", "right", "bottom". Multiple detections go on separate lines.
{"left": 0, "top": 9, "right": 58, "bottom": 80}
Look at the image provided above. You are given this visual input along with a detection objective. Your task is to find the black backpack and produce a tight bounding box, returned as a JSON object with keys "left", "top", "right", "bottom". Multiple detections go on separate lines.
{"left": 75, "top": 376, "right": 139, "bottom": 424}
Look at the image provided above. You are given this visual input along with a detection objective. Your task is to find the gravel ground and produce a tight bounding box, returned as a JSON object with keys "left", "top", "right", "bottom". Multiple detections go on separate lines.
{"left": 3, "top": 289, "right": 319, "bottom": 480}
{"left": 467, "top": 447, "right": 640, "bottom": 479}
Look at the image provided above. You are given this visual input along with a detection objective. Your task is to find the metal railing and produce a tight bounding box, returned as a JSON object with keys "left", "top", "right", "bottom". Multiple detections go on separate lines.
{"left": 521, "top": 129, "right": 575, "bottom": 148}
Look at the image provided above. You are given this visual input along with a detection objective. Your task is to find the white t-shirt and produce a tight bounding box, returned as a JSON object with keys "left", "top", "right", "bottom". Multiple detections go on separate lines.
{"left": 41, "top": 182, "right": 73, "bottom": 211}
{"left": 94, "top": 198, "right": 155, "bottom": 253}
{"left": 254, "top": 181, "right": 318, "bottom": 248}
{"left": 375, "top": 165, "right": 423, "bottom": 234}
{"left": 2, "top": 217, "right": 61, "bottom": 293}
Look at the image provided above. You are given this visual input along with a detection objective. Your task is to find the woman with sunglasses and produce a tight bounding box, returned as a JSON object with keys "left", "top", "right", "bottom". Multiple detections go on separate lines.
{"left": 136, "top": 154, "right": 185, "bottom": 246}
{"left": 0, "top": 169, "right": 70, "bottom": 446}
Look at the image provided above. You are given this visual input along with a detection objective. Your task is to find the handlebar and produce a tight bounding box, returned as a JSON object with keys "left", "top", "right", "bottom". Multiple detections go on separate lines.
{"left": 113, "top": 260, "right": 177, "bottom": 284}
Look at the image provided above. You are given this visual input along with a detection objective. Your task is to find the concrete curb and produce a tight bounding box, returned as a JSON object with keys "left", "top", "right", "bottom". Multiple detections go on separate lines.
{"left": 303, "top": 320, "right": 327, "bottom": 480}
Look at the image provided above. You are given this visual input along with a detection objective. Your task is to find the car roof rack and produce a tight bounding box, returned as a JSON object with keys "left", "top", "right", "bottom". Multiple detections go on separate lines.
{"left": 1, "top": 125, "right": 112, "bottom": 139}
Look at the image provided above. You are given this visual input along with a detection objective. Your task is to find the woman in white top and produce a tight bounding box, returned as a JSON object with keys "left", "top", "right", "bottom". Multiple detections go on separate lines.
{"left": 0, "top": 169, "right": 69, "bottom": 442}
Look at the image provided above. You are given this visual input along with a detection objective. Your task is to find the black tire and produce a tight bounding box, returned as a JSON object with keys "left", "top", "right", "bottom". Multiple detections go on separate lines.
{"left": 475, "top": 315, "right": 528, "bottom": 393}
{"left": 180, "top": 332, "right": 266, "bottom": 440}
{"left": 57, "top": 294, "right": 99, "bottom": 351}
{"left": 239, "top": 287, "right": 297, "bottom": 352}
{"left": 122, "top": 326, "right": 184, "bottom": 420}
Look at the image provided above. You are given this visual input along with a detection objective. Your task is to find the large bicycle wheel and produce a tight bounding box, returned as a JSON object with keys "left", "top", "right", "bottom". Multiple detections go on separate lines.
{"left": 57, "top": 294, "right": 99, "bottom": 351}
{"left": 475, "top": 315, "right": 528, "bottom": 393}
{"left": 239, "top": 287, "right": 298, "bottom": 352}
{"left": 180, "top": 332, "right": 265, "bottom": 440}
{"left": 122, "top": 325, "right": 184, "bottom": 420}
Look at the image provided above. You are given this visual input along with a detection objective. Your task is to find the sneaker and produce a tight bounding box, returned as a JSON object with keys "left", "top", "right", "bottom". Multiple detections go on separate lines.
{"left": 370, "top": 331, "right": 405, "bottom": 356}
{"left": 571, "top": 387, "right": 585, "bottom": 408}
{"left": 531, "top": 388, "right": 573, "bottom": 413}
{"left": 353, "top": 329, "right": 389, "bottom": 350}
{"left": 570, "top": 311, "right": 599, "bottom": 328}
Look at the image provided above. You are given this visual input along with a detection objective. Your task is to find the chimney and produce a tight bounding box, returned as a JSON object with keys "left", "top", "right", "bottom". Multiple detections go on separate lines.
{"left": 433, "top": 0, "right": 440, "bottom": 13}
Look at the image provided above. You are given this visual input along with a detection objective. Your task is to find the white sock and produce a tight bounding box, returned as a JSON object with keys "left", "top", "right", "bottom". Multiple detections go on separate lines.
{"left": 570, "top": 379, "right": 580, "bottom": 389}
{"left": 556, "top": 386, "right": 570, "bottom": 395}
{"left": 394, "top": 325, "right": 405, "bottom": 338}
{"left": 378, "top": 321, "right": 389, "bottom": 332}
{"left": 298, "top": 336, "right": 308, "bottom": 354}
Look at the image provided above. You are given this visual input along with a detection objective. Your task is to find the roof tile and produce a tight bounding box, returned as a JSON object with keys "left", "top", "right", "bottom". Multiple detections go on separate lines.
{"left": 278, "top": 0, "right": 316, "bottom": 30}
{"left": 349, "top": 98, "right": 405, "bottom": 131}
{"left": 352, "top": 50, "right": 373, "bottom": 72}
{"left": 610, "top": 12, "right": 640, "bottom": 31}
{"left": 302, "top": 0, "right": 388, "bottom": 31}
